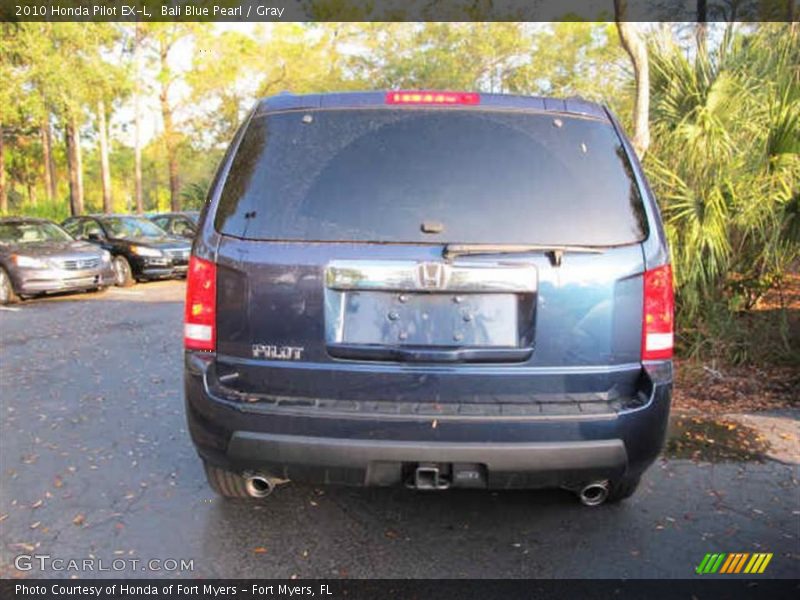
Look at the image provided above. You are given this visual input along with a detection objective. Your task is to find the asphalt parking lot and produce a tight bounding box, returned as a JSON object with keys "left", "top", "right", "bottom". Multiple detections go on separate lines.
{"left": 0, "top": 281, "right": 797, "bottom": 579}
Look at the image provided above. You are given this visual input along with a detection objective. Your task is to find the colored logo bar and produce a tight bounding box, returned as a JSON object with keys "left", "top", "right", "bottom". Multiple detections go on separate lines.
{"left": 696, "top": 553, "right": 773, "bottom": 574}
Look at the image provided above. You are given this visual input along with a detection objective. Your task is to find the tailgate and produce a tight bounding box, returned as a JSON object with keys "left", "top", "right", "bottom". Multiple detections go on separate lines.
{"left": 213, "top": 239, "right": 646, "bottom": 410}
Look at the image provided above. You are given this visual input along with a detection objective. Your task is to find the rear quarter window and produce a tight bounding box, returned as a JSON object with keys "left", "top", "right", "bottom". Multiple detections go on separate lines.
{"left": 215, "top": 108, "right": 647, "bottom": 246}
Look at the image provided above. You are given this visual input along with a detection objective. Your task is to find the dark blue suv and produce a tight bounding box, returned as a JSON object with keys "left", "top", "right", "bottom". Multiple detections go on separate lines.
{"left": 184, "top": 91, "right": 674, "bottom": 506}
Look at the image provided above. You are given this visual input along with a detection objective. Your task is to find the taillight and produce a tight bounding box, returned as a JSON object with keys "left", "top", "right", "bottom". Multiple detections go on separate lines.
{"left": 386, "top": 91, "right": 480, "bottom": 105}
{"left": 184, "top": 256, "right": 216, "bottom": 351}
{"left": 642, "top": 264, "right": 674, "bottom": 360}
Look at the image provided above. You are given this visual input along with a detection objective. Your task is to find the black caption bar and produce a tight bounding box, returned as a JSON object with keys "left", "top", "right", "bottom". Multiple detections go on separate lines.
{"left": 1, "top": 0, "right": 798, "bottom": 22}
{"left": 2, "top": 579, "right": 799, "bottom": 600}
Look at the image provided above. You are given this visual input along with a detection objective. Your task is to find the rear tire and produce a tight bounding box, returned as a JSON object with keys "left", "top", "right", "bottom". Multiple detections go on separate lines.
{"left": 606, "top": 475, "right": 641, "bottom": 503}
{"left": 112, "top": 256, "right": 135, "bottom": 288}
{"left": 203, "top": 462, "right": 250, "bottom": 499}
{"left": 0, "top": 267, "right": 19, "bottom": 305}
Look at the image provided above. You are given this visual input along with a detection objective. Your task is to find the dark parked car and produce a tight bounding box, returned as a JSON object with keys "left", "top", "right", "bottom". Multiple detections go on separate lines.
{"left": 62, "top": 215, "right": 192, "bottom": 287}
{"left": 150, "top": 212, "right": 199, "bottom": 239}
{"left": 184, "top": 91, "right": 674, "bottom": 506}
{"left": 0, "top": 217, "right": 115, "bottom": 305}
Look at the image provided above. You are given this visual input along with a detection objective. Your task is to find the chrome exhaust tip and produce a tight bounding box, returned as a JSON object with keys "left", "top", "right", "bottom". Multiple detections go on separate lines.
{"left": 578, "top": 481, "right": 609, "bottom": 506}
{"left": 244, "top": 474, "right": 276, "bottom": 498}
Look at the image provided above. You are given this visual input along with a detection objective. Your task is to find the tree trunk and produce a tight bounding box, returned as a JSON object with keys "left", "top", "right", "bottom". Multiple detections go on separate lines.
{"left": 159, "top": 39, "right": 180, "bottom": 212}
{"left": 165, "top": 128, "right": 180, "bottom": 212}
{"left": 74, "top": 114, "right": 84, "bottom": 213}
{"left": 134, "top": 22, "right": 144, "bottom": 214}
{"left": 98, "top": 99, "right": 112, "bottom": 213}
{"left": 133, "top": 93, "right": 144, "bottom": 214}
{"left": 695, "top": 0, "right": 707, "bottom": 51}
{"left": 65, "top": 111, "right": 84, "bottom": 216}
{"left": 614, "top": 1, "right": 650, "bottom": 158}
{"left": 160, "top": 88, "right": 181, "bottom": 212}
{"left": 65, "top": 121, "right": 78, "bottom": 216}
{"left": 45, "top": 119, "right": 57, "bottom": 199}
{"left": 41, "top": 117, "right": 56, "bottom": 202}
{"left": 0, "top": 124, "right": 7, "bottom": 214}
{"left": 134, "top": 86, "right": 143, "bottom": 214}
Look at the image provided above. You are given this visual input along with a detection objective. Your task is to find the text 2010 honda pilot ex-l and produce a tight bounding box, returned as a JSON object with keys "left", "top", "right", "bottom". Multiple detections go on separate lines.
{"left": 184, "top": 91, "right": 674, "bottom": 506}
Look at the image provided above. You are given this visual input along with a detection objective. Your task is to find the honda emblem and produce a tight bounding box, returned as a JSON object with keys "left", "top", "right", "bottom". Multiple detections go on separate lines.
{"left": 417, "top": 262, "right": 447, "bottom": 289}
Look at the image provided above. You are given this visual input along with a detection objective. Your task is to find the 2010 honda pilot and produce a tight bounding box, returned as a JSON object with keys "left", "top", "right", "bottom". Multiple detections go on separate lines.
{"left": 184, "top": 91, "right": 674, "bottom": 506}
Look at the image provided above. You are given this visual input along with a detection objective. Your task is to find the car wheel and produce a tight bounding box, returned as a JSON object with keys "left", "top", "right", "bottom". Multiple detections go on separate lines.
{"left": 605, "top": 475, "right": 641, "bottom": 503}
{"left": 0, "top": 267, "right": 20, "bottom": 305}
{"left": 112, "top": 256, "right": 135, "bottom": 288}
{"left": 203, "top": 462, "right": 251, "bottom": 499}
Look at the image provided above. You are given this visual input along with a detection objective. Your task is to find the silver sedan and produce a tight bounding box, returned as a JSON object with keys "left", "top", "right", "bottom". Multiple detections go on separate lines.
{"left": 0, "top": 217, "right": 115, "bottom": 305}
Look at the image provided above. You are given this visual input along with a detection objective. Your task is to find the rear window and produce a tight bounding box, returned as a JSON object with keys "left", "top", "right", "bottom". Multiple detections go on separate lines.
{"left": 215, "top": 108, "right": 647, "bottom": 245}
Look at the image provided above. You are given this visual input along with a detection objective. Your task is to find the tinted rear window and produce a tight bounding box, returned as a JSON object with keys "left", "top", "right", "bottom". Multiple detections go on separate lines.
{"left": 216, "top": 108, "right": 646, "bottom": 245}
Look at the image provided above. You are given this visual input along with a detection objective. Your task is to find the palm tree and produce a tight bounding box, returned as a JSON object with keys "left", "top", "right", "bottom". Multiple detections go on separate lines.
{"left": 646, "top": 24, "right": 799, "bottom": 319}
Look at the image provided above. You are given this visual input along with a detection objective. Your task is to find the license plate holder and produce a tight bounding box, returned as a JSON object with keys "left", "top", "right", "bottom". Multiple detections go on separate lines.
{"left": 339, "top": 291, "right": 518, "bottom": 347}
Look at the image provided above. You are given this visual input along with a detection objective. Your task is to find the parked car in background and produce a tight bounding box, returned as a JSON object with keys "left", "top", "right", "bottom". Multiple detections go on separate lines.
{"left": 0, "top": 217, "right": 114, "bottom": 305}
{"left": 184, "top": 91, "right": 674, "bottom": 506}
{"left": 62, "top": 215, "right": 192, "bottom": 287}
{"left": 149, "top": 212, "right": 199, "bottom": 239}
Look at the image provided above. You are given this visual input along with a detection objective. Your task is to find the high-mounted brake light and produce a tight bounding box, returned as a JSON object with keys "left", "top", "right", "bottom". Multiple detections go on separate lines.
{"left": 184, "top": 256, "right": 216, "bottom": 351}
{"left": 642, "top": 264, "right": 674, "bottom": 361}
{"left": 386, "top": 91, "right": 480, "bottom": 105}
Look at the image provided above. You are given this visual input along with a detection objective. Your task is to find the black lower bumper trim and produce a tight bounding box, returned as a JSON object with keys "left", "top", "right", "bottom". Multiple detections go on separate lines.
{"left": 228, "top": 432, "right": 627, "bottom": 473}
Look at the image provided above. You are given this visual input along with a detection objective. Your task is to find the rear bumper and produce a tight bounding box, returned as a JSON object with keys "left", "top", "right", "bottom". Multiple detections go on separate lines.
{"left": 228, "top": 433, "right": 627, "bottom": 488}
{"left": 184, "top": 353, "right": 671, "bottom": 489}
